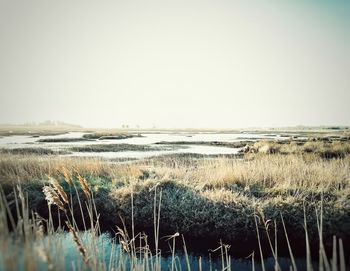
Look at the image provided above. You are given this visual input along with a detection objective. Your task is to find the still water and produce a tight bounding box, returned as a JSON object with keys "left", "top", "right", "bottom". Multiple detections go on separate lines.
{"left": 0, "top": 132, "right": 288, "bottom": 159}
{"left": 0, "top": 232, "right": 313, "bottom": 271}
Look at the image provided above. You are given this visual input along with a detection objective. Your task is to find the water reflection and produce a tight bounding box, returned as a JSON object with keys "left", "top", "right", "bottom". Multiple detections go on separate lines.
{"left": 0, "top": 231, "right": 313, "bottom": 271}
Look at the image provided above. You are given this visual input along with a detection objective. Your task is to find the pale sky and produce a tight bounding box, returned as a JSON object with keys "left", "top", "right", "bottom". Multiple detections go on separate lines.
{"left": 0, "top": 0, "right": 349, "bottom": 128}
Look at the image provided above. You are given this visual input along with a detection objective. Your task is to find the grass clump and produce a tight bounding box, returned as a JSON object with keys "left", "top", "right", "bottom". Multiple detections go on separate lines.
{"left": 37, "top": 137, "right": 92, "bottom": 143}
{"left": 82, "top": 133, "right": 141, "bottom": 140}
{"left": 243, "top": 138, "right": 350, "bottom": 159}
{"left": 69, "top": 144, "right": 157, "bottom": 153}
{"left": 0, "top": 148, "right": 69, "bottom": 156}
{"left": 155, "top": 140, "right": 253, "bottom": 148}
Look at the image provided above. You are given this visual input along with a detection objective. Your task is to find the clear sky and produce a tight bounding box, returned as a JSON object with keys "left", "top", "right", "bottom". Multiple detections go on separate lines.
{"left": 0, "top": 0, "right": 349, "bottom": 128}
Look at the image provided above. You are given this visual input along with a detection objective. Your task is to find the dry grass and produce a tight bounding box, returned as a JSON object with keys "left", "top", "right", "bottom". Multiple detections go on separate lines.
{"left": 0, "top": 154, "right": 119, "bottom": 182}
{"left": 0, "top": 150, "right": 349, "bottom": 270}
{"left": 1, "top": 152, "right": 349, "bottom": 191}
{"left": 245, "top": 139, "right": 350, "bottom": 159}
{"left": 0, "top": 179, "right": 237, "bottom": 271}
{"left": 0, "top": 173, "right": 347, "bottom": 270}
{"left": 0, "top": 152, "right": 349, "bottom": 246}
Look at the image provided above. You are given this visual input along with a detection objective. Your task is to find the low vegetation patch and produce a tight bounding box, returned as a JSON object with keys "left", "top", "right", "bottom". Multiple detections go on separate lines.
{"left": 242, "top": 138, "right": 350, "bottom": 159}
{"left": 69, "top": 143, "right": 159, "bottom": 152}
{"left": 0, "top": 147, "right": 69, "bottom": 155}
{"left": 82, "top": 133, "right": 142, "bottom": 140}
{"left": 37, "top": 137, "right": 93, "bottom": 143}
{"left": 155, "top": 140, "right": 253, "bottom": 148}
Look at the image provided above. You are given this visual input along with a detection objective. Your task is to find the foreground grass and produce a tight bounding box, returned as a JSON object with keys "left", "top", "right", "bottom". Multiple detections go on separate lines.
{"left": 3, "top": 179, "right": 333, "bottom": 271}
{"left": 0, "top": 160, "right": 348, "bottom": 270}
{"left": 1, "top": 152, "right": 349, "bottom": 252}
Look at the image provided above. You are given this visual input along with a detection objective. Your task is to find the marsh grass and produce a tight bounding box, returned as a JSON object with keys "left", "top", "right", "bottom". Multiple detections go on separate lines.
{"left": 0, "top": 176, "right": 347, "bottom": 271}
{"left": 0, "top": 148, "right": 70, "bottom": 156}
{"left": 245, "top": 139, "right": 350, "bottom": 159}
{"left": 0, "top": 153, "right": 349, "bottom": 245}
{"left": 37, "top": 138, "right": 93, "bottom": 143}
{"left": 155, "top": 140, "right": 253, "bottom": 148}
{"left": 82, "top": 133, "right": 140, "bottom": 140}
{"left": 0, "top": 142, "right": 349, "bottom": 270}
{"left": 69, "top": 144, "right": 159, "bottom": 153}
{"left": 0, "top": 178, "right": 204, "bottom": 271}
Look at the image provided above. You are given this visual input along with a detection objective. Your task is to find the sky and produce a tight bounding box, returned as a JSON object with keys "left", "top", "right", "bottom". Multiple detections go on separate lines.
{"left": 0, "top": 0, "right": 349, "bottom": 129}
